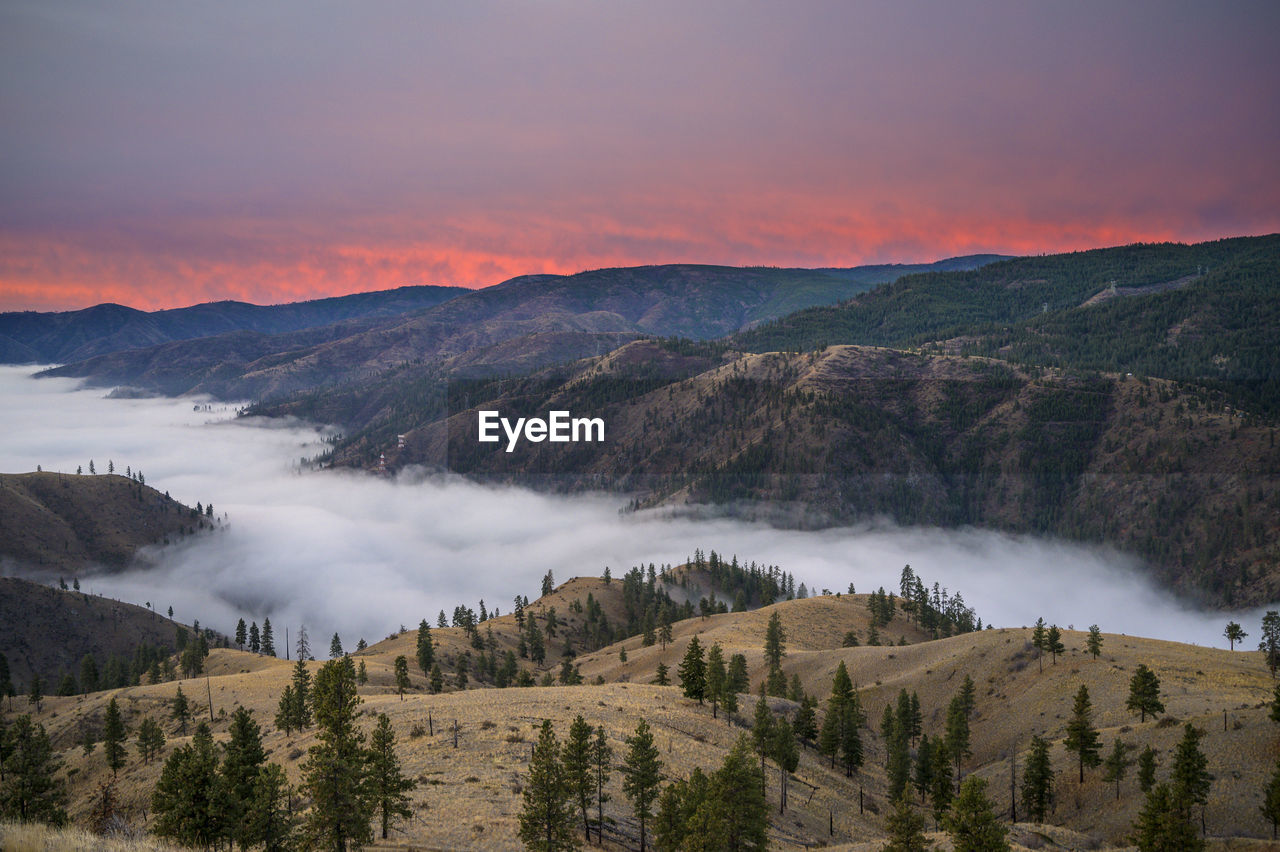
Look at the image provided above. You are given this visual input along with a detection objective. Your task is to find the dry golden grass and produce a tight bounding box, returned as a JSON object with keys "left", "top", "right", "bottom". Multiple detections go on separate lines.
{"left": 16, "top": 581, "right": 1280, "bottom": 849}
{"left": 0, "top": 820, "right": 182, "bottom": 851}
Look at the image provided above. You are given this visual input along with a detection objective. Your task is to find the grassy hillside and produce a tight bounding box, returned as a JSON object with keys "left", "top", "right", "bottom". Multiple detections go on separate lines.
{"left": 12, "top": 575, "right": 1277, "bottom": 849}
{"left": 0, "top": 471, "right": 207, "bottom": 573}
{"left": 0, "top": 578, "right": 189, "bottom": 696}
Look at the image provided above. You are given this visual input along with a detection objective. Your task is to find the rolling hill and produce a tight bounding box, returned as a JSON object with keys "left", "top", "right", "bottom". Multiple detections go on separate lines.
{"left": 9, "top": 569, "right": 1277, "bottom": 849}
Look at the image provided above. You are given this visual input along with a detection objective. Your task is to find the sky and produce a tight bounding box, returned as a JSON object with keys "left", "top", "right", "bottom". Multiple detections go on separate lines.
{"left": 1, "top": 1, "right": 1278, "bottom": 312}
{"left": 2, "top": 366, "right": 1272, "bottom": 647}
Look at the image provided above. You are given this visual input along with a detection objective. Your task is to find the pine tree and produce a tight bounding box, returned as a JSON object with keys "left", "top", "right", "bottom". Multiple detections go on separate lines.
{"left": 429, "top": 663, "right": 443, "bottom": 694}
{"left": 1031, "top": 617, "right": 1047, "bottom": 672}
{"left": 416, "top": 619, "right": 434, "bottom": 674}
{"left": 260, "top": 618, "right": 275, "bottom": 657}
{"left": 771, "top": 718, "right": 799, "bottom": 814}
{"left": 330, "top": 633, "right": 344, "bottom": 659}
{"left": 727, "top": 653, "right": 749, "bottom": 696}
{"left": 244, "top": 763, "right": 297, "bottom": 851}
{"left": 654, "top": 661, "right": 670, "bottom": 686}
{"left": 235, "top": 618, "right": 247, "bottom": 648}
{"left": 623, "top": 719, "right": 662, "bottom": 852}
{"left": 794, "top": 694, "right": 818, "bottom": 744}
{"left": 1134, "top": 783, "right": 1203, "bottom": 852}
{"left": 102, "top": 697, "right": 128, "bottom": 777}
{"left": 221, "top": 706, "right": 267, "bottom": 847}
{"left": 357, "top": 660, "right": 368, "bottom": 685}
{"left": 592, "top": 726, "right": 612, "bottom": 845}
{"left": 369, "top": 713, "right": 415, "bottom": 840}
{"left": 1137, "top": 745, "right": 1158, "bottom": 792}
{"left": 26, "top": 674, "right": 42, "bottom": 712}
{"left": 945, "top": 775, "right": 1009, "bottom": 852}
{"left": 275, "top": 684, "right": 297, "bottom": 737}
{"left": 1102, "top": 738, "right": 1132, "bottom": 800}
{"left": 296, "top": 623, "right": 311, "bottom": 661}
{"left": 678, "top": 636, "right": 706, "bottom": 704}
{"left": 171, "top": 685, "right": 190, "bottom": 735}
{"left": 136, "top": 716, "right": 165, "bottom": 765}
{"left": 302, "top": 657, "right": 374, "bottom": 850}
{"left": 78, "top": 653, "right": 98, "bottom": 694}
{"left": 394, "top": 655, "right": 411, "bottom": 700}
{"left": 562, "top": 715, "right": 594, "bottom": 840}
{"left": 930, "top": 739, "right": 953, "bottom": 822}
{"left": 711, "top": 735, "right": 770, "bottom": 851}
{"left": 1170, "top": 723, "right": 1211, "bottom": 831}
{"left": 1064, "top": 684, "right": 1102, "bottom": 783}
{"left": 290, "top": 659, "right": 313, "bottom": 729}
{"left": 0, "top": 715, "right": 67, "bottom": 825}
{"left": 1086, "top": 624, "right": 1103, "bottom": 659}
{"left": 705, "top": 642, "right": 727, "bottom": 719}
{"left": 519, "top": 719, "right": 576, "bottom": 852}
{"left": 249, "top": 622, "right": 261, "bottom": 654}
{"left": 913, "top": 735, "right": 934, "bottom": 805}
{"left": 152, "top": 722, "right": 225, "bottom": 847}
{"left": 1262, "top": 611, "right": 1280, "bottom": 678}
{"left": 1021, "top": 735, "right": 1053, "bottom": 822}
{"left": 1224, "top": 621, "right": 1246, "bottom": 650}
{"left": 883, "top": 794, "right": 931, "bottom": 852}
{"left": 751, "top": 694, "right": 774, "bottom": 787}
{"left": 1046, "top": 625, "right": 1065, "bottom": 665}
{"left": 1262, "top": 759, "right": 1280, "bottom": 840}
{"left": 1126, "top": 664, "right": 1165, "bottom": 722}
{"left": 945, "top": 694, "right": 972, "bottom": 777}
{"left": 763, "top": 611, "right": 786, "bottom": 669}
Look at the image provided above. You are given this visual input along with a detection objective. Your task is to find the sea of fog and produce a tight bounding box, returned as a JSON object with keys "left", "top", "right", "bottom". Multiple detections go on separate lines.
{"left": 0, "top": 366, "right": 1272, "bottom": 650}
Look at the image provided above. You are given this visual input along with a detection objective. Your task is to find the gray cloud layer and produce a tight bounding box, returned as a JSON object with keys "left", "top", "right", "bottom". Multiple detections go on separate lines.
{"left": 0, "top": 366, "right": 1272, "bottom": 649}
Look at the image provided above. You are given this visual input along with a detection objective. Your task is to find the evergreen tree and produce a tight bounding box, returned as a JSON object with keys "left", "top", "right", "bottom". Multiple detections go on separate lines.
{"left": 592, "top": 726, "right": 612, "bottom": 845}
{"left": 1137, "top": 745, "right": 1158, "bottom": 792}
{"left": 751, "top": 694, "right": 774, "bottom": 785}
{"left": 542, "top": 570, "right": 555, "bottom": 597}
{"left": 429, "top": 664, "right": 444, "bottom": 694}
{"left": 357, "top": 660, "right": 368, "bottom": 685}
{"left": 290, "top": 659, "right": 313, "bottom": 729}
{"left": 79, "top": 653, "right": 99, "bottom": 694}
{"left": 519, "top": 720, "right": 576, "bottom": 852}
{"left": 235, "top": 618, "right": 247, "bottom": 648}
{"left": 296, "top": 623, "right": 311, "bottom": 661}
{"left": 394, "top": 655, "right": 411, "bottom": 700}
{"left": 1126, "top": 664, "right": 1165, "bottom": 722}
{"left": 709, "top": 735, "right": 770, "bottom": 851}
{"left": 654, "top": 661, "right": 670, "bottom": 686}
{"left": 172, "top": 684, "right": 191, "bottom": 735}
{"left": 249, "top": 622, "right": 261, "bottom": 654}
{"left": 369, "top": 713, "right": 415, "bottom": 840}
{"left": 1064, "top": 684, "right": 1102, "bottom": 783}
{"left": 913, "top": 735, "right": 934, "bottom": 805}
{"left": 1272, "top": 683, "right": 1280, "bottom": 724}
{"left": 1020, "top": 735, "right": 1053, "bottom": 822}
{"left": 763, "top": 611, "right": 786, "bottom": 669}
{"left": 1086, "top": 624, "right": 1103, "bottom": 659}
{"left": 726, "top": 654, "right": 749, "bottom": 697}
{"left": 765, "top": 665, "right": 787, "bottom": 698}
{"left": 0, "top": 715, "right": 67, "bottom": 825}
{"left": 260, "top": 618, "right": 275, "bottom": 657}
{"left": 275, "top": 684, "right": 297, "bottom": 737}
{"left": 416, "top": 619, "right": 434, "bottom": 674}
{"left": 302, "top": 657, "right": 374, "bottom": 850}
{"left": 562, "top": 715, "right": 594, "bottom": 840}
{"left": 1031, "top": 618, "right": 1047, "bottom": 672}
{"left": 221, "top": 706, "right": 267, "bottom": 847}
{"left": 136, "top": 716, "right": 166, "bottom": 765}
{"left": 929, "top": 739, "right": 953, "bottom": 822}
{"left": 839, "top": 700, "right": 864, "bottom": 778}
{"left": 102, "top": 696, "right": 128, "bottom": 777}
{"left": 1133, "top": 783, "right": 1203, "bottom": 852}
{"left": 1170, "top": 723, "right": 1211, "bottom": 831}
{"left": 945, "top": 775, "right": 1009, "bottom": 852}
{"left": 1102, "top": 738, "right": 1132, "bottom": 800}
{"left": 945, "top": 694, "right": 972, "bottom": 777}
{"left": 771, "top": 718, "right": 799, "bottom": 814}
{"left": 623, "top": 719, "right": 662, "bottom": 852}
{"left": 152, "top": 722, "right": 225, "bottom": 848}
{"left": 244, "top": 763, "right": 297, "bottom": 852}
{"left": 1046, "top": 625, "right": 1065, "bottom": 665}
{"left": 705, "top": 642, "right": 727, "bottom": 719}
{"left": 678, "top": 636, "right": 706, "bottom": 704}
{"left": 794, "top": 694, "right": 818, "bottom": 744}
{"left": 56, "top": 673, "right": 76, "bottom": 697}
{"left": 1223, "top": 621, "right": 1246, "bottom": 650}
{"left": 1262, "top": 611, "right": 1280, "bottom": 678}
{"left": 330, "top": 632, "right": 344, "bottom": 659}
{"left": 883, "top": 794, "right": 931, "bottom": 852}
{"left": 1262, "top": 759, "right": 1280, "bottom": 840}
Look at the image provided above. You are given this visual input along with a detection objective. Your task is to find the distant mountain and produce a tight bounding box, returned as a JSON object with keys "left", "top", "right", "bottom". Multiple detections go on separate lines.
{"left": 0, "top": 284, "right": 466, "bottom": 364}
{"left": 0, "top": 471, "right": 206, "bottom": 574}
{"left": 40, "top": 257, "right": 1004, "bottom": 399}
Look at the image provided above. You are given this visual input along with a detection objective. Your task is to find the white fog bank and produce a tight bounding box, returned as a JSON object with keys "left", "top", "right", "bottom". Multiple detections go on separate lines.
{"left": 0, "top": 366, "right": 1272, "bottom": 649}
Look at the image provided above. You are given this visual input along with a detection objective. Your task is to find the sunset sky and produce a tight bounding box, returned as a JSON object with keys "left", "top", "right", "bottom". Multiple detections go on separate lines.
{"left": 2, "top": 1, "right": 1278, "bottom": 312}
